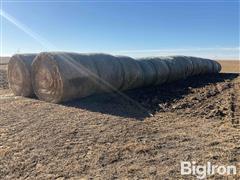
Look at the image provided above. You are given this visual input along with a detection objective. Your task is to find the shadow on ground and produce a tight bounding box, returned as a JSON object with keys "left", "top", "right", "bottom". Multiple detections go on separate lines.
{"left": 63, "top": 73, "right": 239, "bottom": 120}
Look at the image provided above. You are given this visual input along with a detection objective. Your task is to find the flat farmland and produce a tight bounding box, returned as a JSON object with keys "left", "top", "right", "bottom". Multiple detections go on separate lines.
{"left": 218, "top": 60, "right": 240, "bottom": 73}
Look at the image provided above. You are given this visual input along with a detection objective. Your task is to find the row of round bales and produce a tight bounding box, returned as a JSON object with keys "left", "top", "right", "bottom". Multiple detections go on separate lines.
{"left": 8, "top": 52, "right": 221, "bottom": 103}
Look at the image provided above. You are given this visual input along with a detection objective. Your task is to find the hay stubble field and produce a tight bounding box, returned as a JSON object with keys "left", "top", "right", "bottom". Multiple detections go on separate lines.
{"left": 218, "top": 60, "right": 240, "bottom": 73}
{"left": 0, "top": 60, "right": 239, "bottom": 179}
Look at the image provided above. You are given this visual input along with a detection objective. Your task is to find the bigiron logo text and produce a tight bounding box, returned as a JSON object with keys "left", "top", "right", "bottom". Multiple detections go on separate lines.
{"left": 181, "top": 161, "right": 237, "bottom": 179}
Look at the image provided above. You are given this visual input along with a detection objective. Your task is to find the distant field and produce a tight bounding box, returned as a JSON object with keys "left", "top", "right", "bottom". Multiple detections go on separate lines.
{"left": 0, "top": 57, "right": 10, "bottom": 65}
{"left": 218, "top": 60, "right": 240, "bottom": 73}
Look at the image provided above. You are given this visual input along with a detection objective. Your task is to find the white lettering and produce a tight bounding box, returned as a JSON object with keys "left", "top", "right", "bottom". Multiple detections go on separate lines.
{"left": 196, "top": 165, "right": 207, "bottom": 179}
{"left": 180, "top": 161, "right": 237, "bottom": 179}
{"left": 181, "top": 161, "right": 192, "bottom": 175}
{"left": 217, "top": 166, "right": 226, "bottom": 175}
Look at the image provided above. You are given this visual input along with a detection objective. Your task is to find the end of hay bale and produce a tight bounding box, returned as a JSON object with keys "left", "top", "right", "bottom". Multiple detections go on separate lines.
{"left": 32, "top": 53, "right": 64, "bottom": 103}
{"left": 8, "top": 54, "right": 36, "bottom": 97}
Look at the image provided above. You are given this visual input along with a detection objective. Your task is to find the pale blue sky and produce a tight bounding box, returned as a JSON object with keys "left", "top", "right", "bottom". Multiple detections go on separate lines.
{"left": 0, "top": 0, "right": 239, "bottom": 59}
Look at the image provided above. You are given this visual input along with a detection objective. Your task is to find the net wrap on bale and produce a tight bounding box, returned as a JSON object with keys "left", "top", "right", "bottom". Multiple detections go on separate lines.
{"left": 31, "top": 52, "right": 221, "bottom": 103}
{"left": 138, "top": 56, "right": 221, "bottom": 83}
{"left": 8, "top": 54, "right": 37, "bottom": 97}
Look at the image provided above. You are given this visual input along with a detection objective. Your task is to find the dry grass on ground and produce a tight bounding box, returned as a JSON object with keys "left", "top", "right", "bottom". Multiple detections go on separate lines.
{"left": 218, "top": 60, "right": 240, "bottom": 73}
{"left": 0, "top": 62, "right": 239, "bottom": 179}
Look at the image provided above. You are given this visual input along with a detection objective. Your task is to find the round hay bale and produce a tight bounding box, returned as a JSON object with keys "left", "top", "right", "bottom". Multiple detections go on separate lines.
{"left": 32, "top": 52, "right": 101, "bottom": 103}
{"left": 209, "top": 60, "right": 217, "bottom": 73}
{"left": 215, "top": 61, "right": 222, "bottom": 72}
{"left": 205, "top": 59, "right": 216, "bottom": 74}
{"left": 188, "top": 57, "right": 221, "bottom": 75}
{"left": 170, "top": 56, "right": 194, "bottom": 78}
{"left": 199, "top": 58, "right": 212, "bottom": 74}
{"left": 180, "top": 56, "right": 195, "bottom": 77}
{"left": 91, "top": 54, "right": 124, "bottom": 92}
{"left": 189, "top": 57, "right": 201, "bottom": 75}
{"left": 164, "top": 56, "right": 189, "bottom": 82}
{"left": 143, "top": 57, "right": 170, "bottom": 85}
{"left": 8, "top": 54, "right": 37, "bottom": 97}
{"left": 32, "top": 52, "right": 144, "bottom": 103}
{"left": 117, "top": 56, "right": 144, "bottom": 90}
{"left": 138, "top": 59, "right": 157, "bottom": 86}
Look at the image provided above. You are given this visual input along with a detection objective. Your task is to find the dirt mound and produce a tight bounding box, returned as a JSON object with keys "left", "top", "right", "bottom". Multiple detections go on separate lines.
{"left": 129, "top": 73, "right": 239, "bottom": 121}
{"left": 0, "top": 64, "right": 239, "bottom": 179}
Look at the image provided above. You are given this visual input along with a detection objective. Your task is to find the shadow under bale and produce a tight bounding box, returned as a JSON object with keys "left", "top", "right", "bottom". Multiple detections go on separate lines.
{"left": 63, "top": 73, "right": 239, "bottom": 120}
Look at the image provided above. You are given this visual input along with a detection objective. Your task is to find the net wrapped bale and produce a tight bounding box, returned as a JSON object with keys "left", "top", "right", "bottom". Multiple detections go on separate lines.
{"left": 32, "top": 52, "right": 100, "bottom": 103}
{"left": 188, "top": 56, "right": 203, "bottom": 75}
{"left": 212, "top": 60, "right": 221, "bottom": 73}
{"left": 91, "top": 54, "right": 124, "bottom": 92}
{"left": 32, "top": 52, "right": 221, "bottom": 103}
{"left": 190, "top": 57, "right": 221, "bottom": 75}
{"left": 175, "top": 56, "right": 194, "bottom": 77}
{"left": 138, "top": 59, "right": 157, "bottom": 86}
{"left": 197, "top": 58, "right": 212, "bottom": 74}
{"left": 144, "top": 56, "right": 221, "bottom": 81}
{"left": 138, "top": 57, "right": 170, "bottom": 85}
{"left": 32, "top": 52, "right": 142, "bottom": 103}
{"left": 8, "top": 54, "right": 37, "bottom": 97}
{"left": 116, "top": 56, "right": 144, "bottom": 90}
{"left": 164, "top": 56, "right": 192, "bottom": 82}
{"left": 139, "top": 56, "right": 195, "bottom": 83}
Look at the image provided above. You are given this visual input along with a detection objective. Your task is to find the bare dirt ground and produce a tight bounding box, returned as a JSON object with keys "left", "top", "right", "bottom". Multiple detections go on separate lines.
{"left": 0, "top": 62, "right": 239, "bottom": 179}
